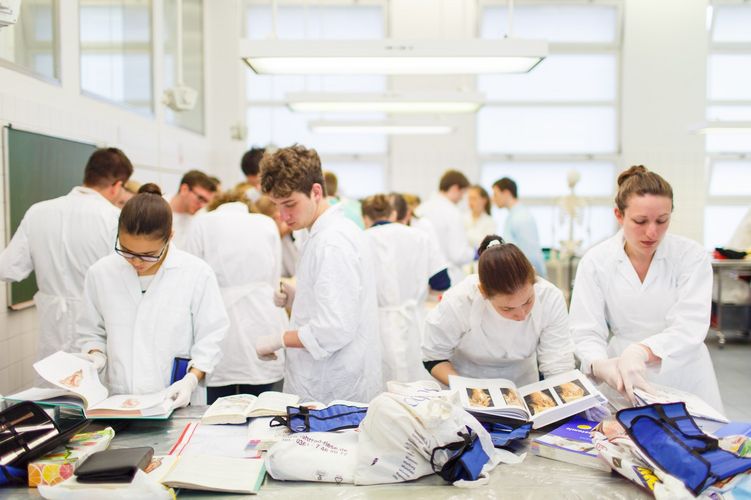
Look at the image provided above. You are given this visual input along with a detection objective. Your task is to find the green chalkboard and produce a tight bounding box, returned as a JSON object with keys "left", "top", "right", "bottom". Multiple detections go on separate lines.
{"left": 4, "top": 126, "right": 97, "bottom": 308}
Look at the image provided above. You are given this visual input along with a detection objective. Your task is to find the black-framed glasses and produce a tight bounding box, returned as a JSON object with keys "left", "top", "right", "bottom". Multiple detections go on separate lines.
{"left": 114, "top": 237, "right": 168, "bottom": 263}
{"left": 190, "top": 187, "right": 210, "bottom": 205}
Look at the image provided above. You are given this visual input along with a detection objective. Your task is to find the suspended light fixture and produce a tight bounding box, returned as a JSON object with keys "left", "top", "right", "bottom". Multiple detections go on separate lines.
{"left": 692, "top": 121, "right": 751, "bottom": 134}
{"left": 309, "top": 119, "right": 455, "bottom": 135}
{"left": 286, "top": 91, "right": 485, "bottom": 114}
{"left": 241, "top": 39, "right": 547, "bottom": 75}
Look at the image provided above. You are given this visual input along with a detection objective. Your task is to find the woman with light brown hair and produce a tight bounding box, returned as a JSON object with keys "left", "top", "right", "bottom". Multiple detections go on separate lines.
{"left": 422, "top": 235, "right": 574, "bottom": 386}
{"left": 570, "top": 165, "right": 723, "bottom": 413}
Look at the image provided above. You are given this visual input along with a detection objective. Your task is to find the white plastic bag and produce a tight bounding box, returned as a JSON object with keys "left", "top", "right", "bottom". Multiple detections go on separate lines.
{"left": 354, "top": 382, "right": 497, "bottom": 486}
{"left": 37, "top": 470, "right": 174, "bottom": 500}
{"left": 265, "top": 430, "right": 359, "bottom": 483}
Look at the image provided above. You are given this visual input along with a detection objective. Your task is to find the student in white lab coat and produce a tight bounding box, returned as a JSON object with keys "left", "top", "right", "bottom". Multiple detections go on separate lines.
{"left": 182, "top": 191, "right": 288, "bottom": 404}
{"left": 361, "top": 194, "right": 449, "bottom": 383}
{"left": 422, "top": 235, "right": 574, "bottom": 386}
{"left": 76, "top": 184, "right": 229, "bottom": 409}
{"left": 169, "top": 170, "right": 218, "bottom": 248}
{"left": 492, "top": 177, "right": 547, "bottom": 278}
{"left": 254, "top": 145, "right": 382, "bottom": 404}
{"left": 416, "top": 170, "right": 475, "bottom": 286}
{"left": 464, "top": 185, "right": 497, "bottom": 251}
{"left": 0, "top": 148, "right": 133, "bottom": 361}
{"left": 570, "top": 166, "right": 723, "bottom": 412}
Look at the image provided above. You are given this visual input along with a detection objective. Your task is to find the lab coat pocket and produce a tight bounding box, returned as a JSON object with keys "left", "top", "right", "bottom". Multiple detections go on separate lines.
{"left": 156, "top": 305, "right": 193, "bottom": 359}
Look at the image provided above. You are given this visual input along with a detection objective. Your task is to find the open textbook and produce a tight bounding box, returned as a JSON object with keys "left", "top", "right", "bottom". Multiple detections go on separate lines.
{"left": 6, "top": 351, "right": 173, "bottom": 419}
{"left": 449, "top": 369, "right": 607, "bottom": 429}
{"left": 201, "top": 392, "right": 300, "bottom": 424}
{"left": 634, "top": 384, "right": 728, "bottom": 423}
{"left": 145, "top": 454, "right": 265, "bottom": 494}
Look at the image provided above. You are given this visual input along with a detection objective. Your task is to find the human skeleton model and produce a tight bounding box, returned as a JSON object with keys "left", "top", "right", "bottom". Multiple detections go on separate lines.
{"left": 556, "top": 170, "right": 589, "bottom": 259}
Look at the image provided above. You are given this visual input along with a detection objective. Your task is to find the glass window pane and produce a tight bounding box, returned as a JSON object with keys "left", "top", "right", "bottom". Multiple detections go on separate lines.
{"left": 705, "top": 206, "right": 750, "bottom": 249}
{"left": 324, "top": 162, "right": 385, "bottom": 199}
{"left": 481, "top": 5, "right": 618, "bottom": 43}
{"left": 712, "top": 5, "right": 751, "bottom": 43}
{"left": 707, "top": 106, "right": 751, "bottom": 121}
{"left": 480, "top": 162, "right": 616, "bottom": 197}
{"left": 80, "top": 0, "right": 153, "bottom": 115}
{"left": 708, "top": 54, "right": 751, "bottom": 101}
{"left": 246, "top": 5, "right": 383, "bottom": 40}
{"left": 477, "top": 106, "right": 617, "bottom": 154}
{"left": 709, "top": 161, "right": 751, "bottom": 196}
{"left": 0, "top": 0, "right": 58, "bottom": 80}
{"left": 706, "top": 133, "right": 751, "bottom": 153}
{"left": 478, "top": 54, "right": 616, "bottom": 102}
{"left": 164, "top": 0, "right": 204, "bottom": 133}
{"left": 247, "top": 106, "right": 387, "bottom": 154}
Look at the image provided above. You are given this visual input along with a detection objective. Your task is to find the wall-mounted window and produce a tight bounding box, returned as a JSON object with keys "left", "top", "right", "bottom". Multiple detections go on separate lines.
{"left": 244, "top": 1, "right": 387, "bottom": 199}
{"left": 705, "top": 2, "right": 751, "bottom": 248}
{"left": 164, "top": 0, "right": 204, "bottom": 133}
{"left": 477, "top": 1, "right": 622, "bottom": 250}
{"left": 0, "top": 0, "right": 58, "bottom": 80}
{"left": 79, "top": 0, "right": 153, "bottom": 115}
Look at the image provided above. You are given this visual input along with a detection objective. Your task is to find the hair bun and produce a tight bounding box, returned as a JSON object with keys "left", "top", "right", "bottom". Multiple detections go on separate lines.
{"left": 138, "top": 183, "right": 163, "bottom": 196}
{"left": 617, "top": 165, "right": 648, "bottom": 187}
{"left": 478, "top": 234, "right": 505, "bottom": 256}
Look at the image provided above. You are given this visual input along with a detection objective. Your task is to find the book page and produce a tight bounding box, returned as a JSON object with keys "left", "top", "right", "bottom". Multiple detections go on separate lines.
{"left": 448, "top": 375, "right": 530, "bottom": 418}
{"left": 33, "top": 351, "right": 108, "bottom": 408}
{"left": 88, "top": 391, "right": 170, "bottom": 414}
{"left": 202, "top": 394, "right": 258, "bottom": 424}
{"left": 248, "top": 391, "right": 299, "bottom": 417}
{"left": 634, "top": 385, "right": 728, "bottom": 423}
{"left": 518, "top": 370, "right": 607, "bottom": 427}
{"left": 178, "top": 423, "right": 261, "bottom": 459}
{"left": 162, "top": 455, "right": 265, "bottom": 494}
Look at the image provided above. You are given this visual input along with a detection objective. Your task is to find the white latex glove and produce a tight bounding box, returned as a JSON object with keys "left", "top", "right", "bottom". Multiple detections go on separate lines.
{"left": 591, "top": 357, "right": 624, "bottom": 394}
{"left": 617, "top": 343, "right": 655, "bottom": 404}
{"left": 255, "top": 332, "right": 285, "bottom": 361}
{"left": 584, "top": 403, "right": 612, "bottom": 422}
{"left": 72, "top": 351, "right": 107, "bottom": 374}
{"left": 273, "top": 282, "right": 295, "bottom": 308}
{"left": 166, "top": 372, "right": 199, "bottom": 410}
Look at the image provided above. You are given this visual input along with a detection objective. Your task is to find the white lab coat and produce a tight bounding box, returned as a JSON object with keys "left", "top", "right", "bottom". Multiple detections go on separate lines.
{"left": 76, "top": 246, "right": 229, "bottom": 403}
{"left": 365, "top": 222, "right": 445, "bottom": 384}
{"left": 570, "top": 231, "right": 723, "bottom": 413}
{"left": 464, "top": 212, "right": 497, "bottom": 250}
{"left": 182, "top": 202, "right": 287, "bottom": 386}
{"left": 416, "top": 194, "right": 474, "bottom": 286}
{"left": 0, "top": 187, "right": 119, "bottom": 361}
{"left": 504, "top": 203, "right": 547, "bottom": 278}
{"left": 170, "top": 212, "right": 193, "bottom": 249}
{"left": 422, "top": 275, "right": 574, "bottom": 386}
{"left": 286, "top": 204, "right": 382, "bottom": 404}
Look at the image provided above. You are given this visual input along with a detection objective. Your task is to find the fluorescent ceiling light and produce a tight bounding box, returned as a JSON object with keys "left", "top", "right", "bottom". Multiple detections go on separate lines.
{"left": 693, "top": 121, "right": 751, "bottom": 134}
{"left": 309, "top": 120, "right": 454, "bottom": 135}
{"left": 287, "top": 92, "right": 485, "bottom": 114}
{"left": 241, "top": 39, "right": 547, "bottom": 75}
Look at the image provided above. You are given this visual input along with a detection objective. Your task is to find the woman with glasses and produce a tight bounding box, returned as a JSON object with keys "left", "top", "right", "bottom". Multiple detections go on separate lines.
{"left": 76, "top": 183, "right": 229, "bottom": 409}
{"left": 182, "top": 191, "right": 288, "bottom": 404}
{"left": 422, "top": 235, "right": 574, "bottom": 387}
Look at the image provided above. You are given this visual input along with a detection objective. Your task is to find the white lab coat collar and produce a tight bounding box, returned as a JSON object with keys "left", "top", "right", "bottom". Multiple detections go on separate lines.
{"left": 613, "top": 229, "right": 670, "bottom": 262}
{"left": 214, "top": 202, "right": 250, "bottom": 214}
{"left": 72, "top": 185, "right": 113, "bottom": 204}
{"left": 307, "top": 203, "right": 345, "bottom": 240}
{"left": 115, "top": 243, "right": 183, "bottom": 305}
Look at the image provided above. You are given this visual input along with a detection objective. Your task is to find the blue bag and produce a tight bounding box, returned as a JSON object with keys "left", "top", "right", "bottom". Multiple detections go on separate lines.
{"left": 482, "top": 421, "right": 532, "bottom": 448}
{"left": 271, "top": 404, "right": 368, "bottom": 433}
{"left": 430, "top": 428, "right": 489, "bottom": 482}
{"left": 617, "top": 402, "right": 751, "bottom": 495}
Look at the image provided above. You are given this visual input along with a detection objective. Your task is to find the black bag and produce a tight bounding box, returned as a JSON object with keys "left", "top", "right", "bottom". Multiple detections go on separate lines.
{"left": 0, "top": 401, "right": 89, "bottom": 486}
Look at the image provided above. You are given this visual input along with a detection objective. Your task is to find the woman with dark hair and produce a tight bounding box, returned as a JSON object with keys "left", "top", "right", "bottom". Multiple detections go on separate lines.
{"left": 464, "top": 185, "right": 496, "bottom": 250}
{"left": 570, "top": 165, "right": 723, "bottom": 412}
{"left": 76, "top": 183, "right": 229, "bottom": 409}
{"left": 422, "top": 235, "right": 574, "bottom": 386}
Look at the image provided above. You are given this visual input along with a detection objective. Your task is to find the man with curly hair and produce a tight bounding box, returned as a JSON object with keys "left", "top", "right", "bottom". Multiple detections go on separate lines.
{"left": 254, "top": 145, "right": 382, "bottom": 403}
